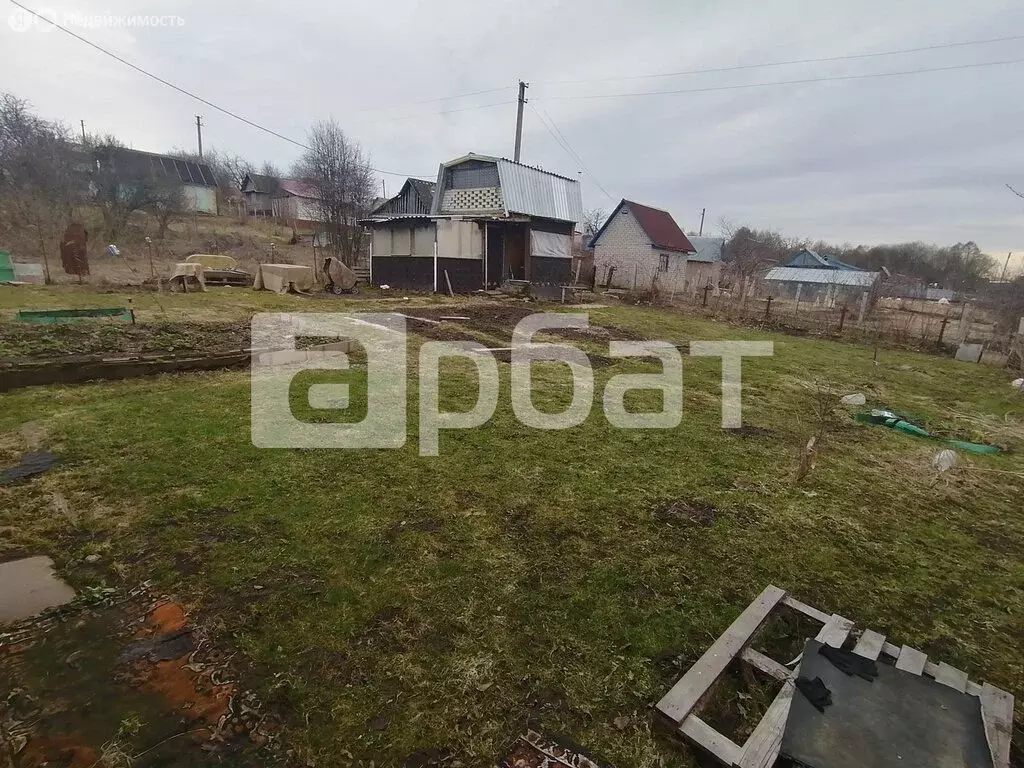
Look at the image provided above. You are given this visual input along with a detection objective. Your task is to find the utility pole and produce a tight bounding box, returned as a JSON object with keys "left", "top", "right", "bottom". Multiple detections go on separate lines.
{"left": 999, "top": 251, "right": 1012, "bottom": 282}
{"left": 195, "top": 115, "right": 204, "bottom": 158}
{"left": 382, "top": 179, "right": 386, "bottom": 197}
{"left": 80, "top": 120, "right": 86, "bottom": 143}
{"left": 513, "top": 80, "right": 529, "bottom": 162}
{"left": 698, "top": 207, "right": 706, "bottom": 236}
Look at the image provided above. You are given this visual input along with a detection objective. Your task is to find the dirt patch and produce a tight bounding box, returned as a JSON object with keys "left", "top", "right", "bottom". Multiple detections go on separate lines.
{"left": 651, "top": 498, "right": 718, "bottom": 527}
{"left": 0, "top": 320, "right": 252, "bottom": 363}
{"left": 401, "top": 303, "right": 649, "bottom": 348}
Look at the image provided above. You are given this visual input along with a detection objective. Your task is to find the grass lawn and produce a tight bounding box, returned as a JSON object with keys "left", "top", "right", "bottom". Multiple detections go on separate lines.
{"left": 0, "top": 284, "right": 455, "bottom": 322}
{"left": 1, "top": 298, "right": 1022, "bottom": 766}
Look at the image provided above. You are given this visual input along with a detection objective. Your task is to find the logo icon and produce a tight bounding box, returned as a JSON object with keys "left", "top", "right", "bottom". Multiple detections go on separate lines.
{"left": 251, "top": 313, "right": 408, "bottom": 449}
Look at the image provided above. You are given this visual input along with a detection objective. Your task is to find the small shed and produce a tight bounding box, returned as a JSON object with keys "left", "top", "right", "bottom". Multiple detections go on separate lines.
{"left": 686, "top": 236, "right": 725, "bottom": 293}
{"left": 272, "top": 179, "right": 324, "bottom": 227}
{"left": 763, "top": 266, "right": 881, "bottom": 307}
{"left": 241, "top": 173, "right": 279, "bottom": 216}
{"left": 92, "top": 147, "right": 218, "bottom": 214}
{"left": 590, "top": 199, "right": 696, "bottom": 292}
{"left": 363, "top": 153, "right": 582, "bottom": 294}
{"left": 369, "top": 178, "right": 435, "bottom": 218}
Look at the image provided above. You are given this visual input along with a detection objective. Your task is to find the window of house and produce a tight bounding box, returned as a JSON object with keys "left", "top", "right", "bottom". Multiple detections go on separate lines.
{"left": 659, "top": 253, "right": 670, "bottom": 272}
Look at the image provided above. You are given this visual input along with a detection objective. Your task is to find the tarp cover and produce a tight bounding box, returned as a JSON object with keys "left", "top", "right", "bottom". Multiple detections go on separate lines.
{"left": 324, "top": 258, "right": 358, "bottom": 290}
{"left": 781, "top": 639, "right": 992, "bottom": 768}
{"left": 185, "top": 253, "right": 238, "bottom": 270}
{"left": 530, "top": 230, "right": 571, "bottom": 259}
{"left": 169, "top": 262, "right": 206, "bottom": 291}
{"left": 253, "top": 264, "right": 315, "bottom": 293}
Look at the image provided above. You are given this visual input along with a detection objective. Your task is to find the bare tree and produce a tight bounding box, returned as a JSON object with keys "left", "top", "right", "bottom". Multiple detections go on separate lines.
{"left": 580, "top": 207, "right": 607, "bottom": 238}
{"left": 88, "top": 134, "right": 169, "bottom": 239}
{"left": 259, "top": 161, "right": 281, "bottom": 179}
{"left": 293, "top": 119, "right": 375, "bottom": 264}
{"left": 0, "top": 93, "right": 82, "bottom": 282}
{"left": 148, "top": 178, "right": 187, "bottom": 239}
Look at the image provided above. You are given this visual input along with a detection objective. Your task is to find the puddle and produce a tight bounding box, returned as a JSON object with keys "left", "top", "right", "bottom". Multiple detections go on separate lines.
{"left": 0, "top": 555, "right": 76, "bottom": 625}
{"left": 1, "top": 589, "right": 285, "bottom": 766}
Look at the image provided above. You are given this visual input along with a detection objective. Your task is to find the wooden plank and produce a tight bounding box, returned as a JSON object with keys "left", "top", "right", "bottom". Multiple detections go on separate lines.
{"left": 656, "top": 585, "right": 788, "bottom": 724}
{"left": 895, "top": 645, "right": 927, "bottom": 675}
{"left": 737, "top": 680, "right": 795, "bottom": 768}
{"left": 934, "top": 662, "right": 969, "bottom": 693}
{"left": 815, "top": 614, "right": 854, "bottom": 648}
{"left": 781, "top": 595, "right": 832, "bottom": 624}
{"left": 980, "top": 683, "right": 1014, "bottom": 768}
{"left": 852, "top": 629, "right": 886, "bottom": 660}
{"left": 679, "top": 714, "right": 742, "bottom": 766}
{"left": 740, "top": 648, "right": 793, "bottom": 681}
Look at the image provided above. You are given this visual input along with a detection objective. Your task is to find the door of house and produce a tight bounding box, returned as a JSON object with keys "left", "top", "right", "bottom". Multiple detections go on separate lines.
{"left": 486, "top": 224, "right": 504, "bottom": 288}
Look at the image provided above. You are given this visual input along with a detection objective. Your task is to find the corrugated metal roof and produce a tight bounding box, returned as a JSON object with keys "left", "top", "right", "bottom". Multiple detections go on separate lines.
{"left": 101, "top": 147, "right": 217, "bottom": 187}
{"left": 687, "top": 236, "right": 724, "bottom": 263}
{"left": 784, "top": 249, "right": 864, "bottom": 271}
{"left": 764, "top": 267, "right": 880, "bottom": 286}
{"left": 275, "top": 179, "right": 319, "bottom": 199}
{"left": 496, "top": 159, "right": 582, "bottom": 223}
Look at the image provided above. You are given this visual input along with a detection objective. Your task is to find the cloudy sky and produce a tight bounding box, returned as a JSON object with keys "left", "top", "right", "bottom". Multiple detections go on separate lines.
{"left": 4, "top": 0, "right": 1024, "bottom": 271}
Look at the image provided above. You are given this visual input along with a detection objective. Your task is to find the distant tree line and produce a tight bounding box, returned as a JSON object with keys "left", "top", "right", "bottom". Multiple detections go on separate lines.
{"left": 719, "top": 219, "right": 1000, "bottom": 292}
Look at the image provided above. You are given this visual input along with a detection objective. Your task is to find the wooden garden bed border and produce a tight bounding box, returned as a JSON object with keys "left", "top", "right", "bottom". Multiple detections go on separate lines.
{"left": 655, "top": 585, "right": 1013, "bottom": 768}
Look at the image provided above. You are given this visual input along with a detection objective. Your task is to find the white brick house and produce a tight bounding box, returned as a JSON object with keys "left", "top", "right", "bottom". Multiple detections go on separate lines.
{"left": 591, "top": 199, "right": 696, "bottom": 292}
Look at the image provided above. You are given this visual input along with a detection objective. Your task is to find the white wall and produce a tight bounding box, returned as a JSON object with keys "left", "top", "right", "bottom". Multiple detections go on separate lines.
{"left": 593, "top": 206, "right": 687, "bottom": 291}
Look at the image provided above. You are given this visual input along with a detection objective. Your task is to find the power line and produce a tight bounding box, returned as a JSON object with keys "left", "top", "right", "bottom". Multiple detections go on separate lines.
{"left": 5, "top": 0, "right": 440, "bottom": 177}
{"left": 529, "top": 104, "right": 613, "bottom": 203}
{"left": 537, "top": 107, "right": 613, "bottom": 203}
{"left": 534, "top": 57, "right": 1024, "bottom": 101}
{"left": 538, "top": 33, "right": 1024, "bottom": 85}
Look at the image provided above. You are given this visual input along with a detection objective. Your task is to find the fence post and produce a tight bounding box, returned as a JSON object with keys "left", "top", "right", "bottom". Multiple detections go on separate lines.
{"left": 702, "top": 283, "right": 711, "bottom": 307}
{"left": 764, "top": 295, "right": 773, "bottom": 322}
{"left": 938, "top": 316, "right": 948, "bottom": 344}
{"left": 838, "top": 306, "right": 847, "bottom": 333}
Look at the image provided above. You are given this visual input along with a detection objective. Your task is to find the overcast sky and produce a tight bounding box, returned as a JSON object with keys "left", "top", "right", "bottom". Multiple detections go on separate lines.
{"left": 4, "top": 0, "right": 1024, "bottom": 271}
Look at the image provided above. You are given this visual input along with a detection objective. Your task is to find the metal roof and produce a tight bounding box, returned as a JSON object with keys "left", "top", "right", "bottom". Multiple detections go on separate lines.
{"left": 242, "top": 173, "right": 279, "bottom": 193}
{"left": 100, "top": 147, "right": 217, "bottom": 187}
{"left": 589, "top": 199, "right": 695, "bottom": 253}
{"left": 687, "top": 236, "right": 724, "bottom": 263}
{"left": 764, "top": 267, "right": 880, "bottom": 286}
{"left": 275, "top": 179, "right": 319, "bottom": 199}
{"left": 784, "top": 249, "right": 864, "bottom": 271}
{"left": 495, "top": 159, "right": 583, "bottom": 223}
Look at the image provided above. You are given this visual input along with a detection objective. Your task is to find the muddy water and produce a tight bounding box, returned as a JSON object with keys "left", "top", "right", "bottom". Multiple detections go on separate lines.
{"left": 0, "top": 555, "right": 76, "bottom": 624}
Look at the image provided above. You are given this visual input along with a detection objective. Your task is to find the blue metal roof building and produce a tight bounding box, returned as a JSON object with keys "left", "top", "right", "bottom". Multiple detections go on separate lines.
{"left": 784, "top": 249, "right": 864, "bottom": 271}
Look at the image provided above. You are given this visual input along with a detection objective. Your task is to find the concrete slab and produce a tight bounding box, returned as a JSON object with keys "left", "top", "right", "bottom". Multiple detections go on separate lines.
{"left": 955, "top": 343, "right": 984, "bottom": 363}
{"left": 0, "top": 555, "right": 76, "bottom": 625}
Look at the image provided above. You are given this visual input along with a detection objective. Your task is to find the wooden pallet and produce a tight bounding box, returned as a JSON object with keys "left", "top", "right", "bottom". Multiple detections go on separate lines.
{"left": 655, "top": 585, "right": 1014, "bottom": 768}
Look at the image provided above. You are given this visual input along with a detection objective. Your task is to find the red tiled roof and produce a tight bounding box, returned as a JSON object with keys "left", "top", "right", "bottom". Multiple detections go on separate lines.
{"left": 623, "top": 200, "right": 695, "bottom": 253}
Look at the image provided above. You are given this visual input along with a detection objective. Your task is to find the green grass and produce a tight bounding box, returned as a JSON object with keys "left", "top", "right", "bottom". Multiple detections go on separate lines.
{"left": 1, "top": 301, "right": 1022, "bottom": 766}
{"left": 0, "top": 284, "right": 455, "bottom": 322}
